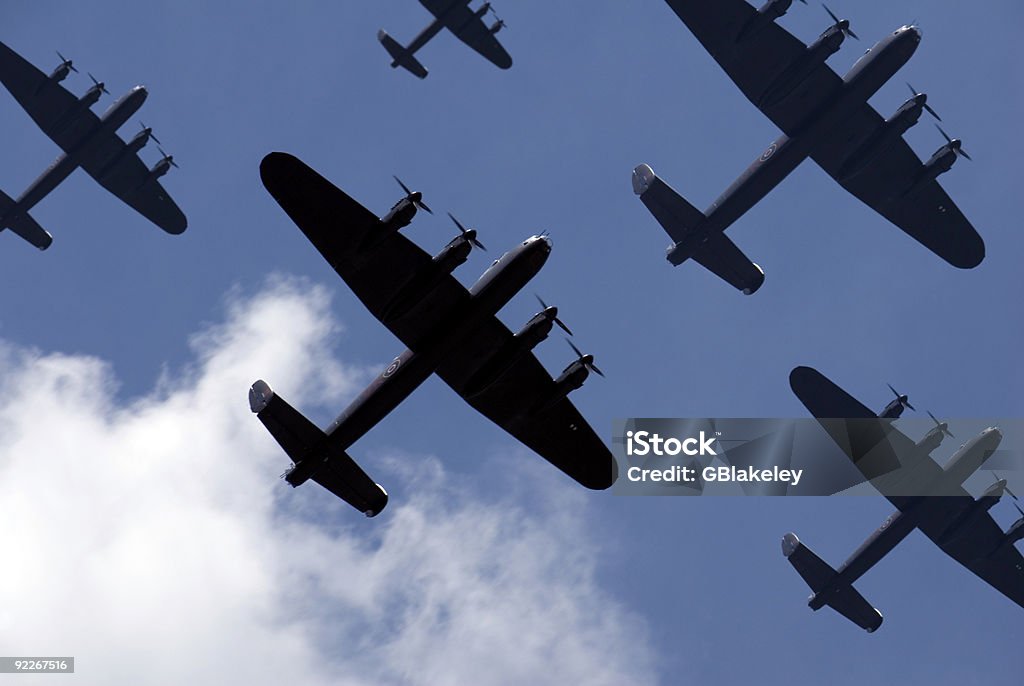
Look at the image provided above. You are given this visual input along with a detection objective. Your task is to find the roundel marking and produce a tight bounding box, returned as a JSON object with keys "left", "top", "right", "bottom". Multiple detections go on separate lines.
{"left": 383, "top": 357, "right": 402, "bottom": 378}
{"left": 760, "top": 143, "right": 778, "bottom": 162}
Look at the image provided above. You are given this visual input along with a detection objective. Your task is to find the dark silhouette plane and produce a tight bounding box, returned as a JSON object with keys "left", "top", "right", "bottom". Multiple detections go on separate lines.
{"left": 378, "top": 0, "right": 510, "bottom": 79}
{"left": 250, "top": 153, "right": 615, "bottom": 517}
{"left": 0, "top": 42, "right": 185, "bottom": 249}
{"left": 634, "top": 1, "right": 983, "bottom": 294}
{"left": 784, "top": 366, "right": 1023, "bottom": 632}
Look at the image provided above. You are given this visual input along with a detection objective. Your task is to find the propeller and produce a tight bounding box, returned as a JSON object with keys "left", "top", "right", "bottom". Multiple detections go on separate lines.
{"left": 535, "top": 294, "right": 573, "bottom": 336}
{"left": 489, "top": 6, "right": 507, "bottom": 31}
{"left": 393, "top": 176, "right": 432, "bottom": 214}
{"left": 55, "top": 50, "right": 78, "bottom": 73}
{"left": 823, "top": 3, "right": 859, "bottom": 40}
{"left": 905, "top": 82, "right": 941, "bottom": 121}
{"left": 446, "top": 212, "right": 487, "bottom": 251}
{"left": 887, "top": 383, "right": 915, "bottom": 411}
{"left": 157, "top": 145, "right": 179, "bottom": 169}
{"left": 87, "top": 72, "right": 109, "bottom": 95}
{"left": 567, "top": 338, "right": 604, "bottom": 378}
{"left": 993, "top": 472, "right": 1018, "bottom": 501}
{"left": 138, "top": 121, "right": 161, "bottom": 145}
{"left": 926, "top": 411, "right": 954, "bottom": 438}
{"left": 936, "top": 124, "right": 972, "bottom": 161}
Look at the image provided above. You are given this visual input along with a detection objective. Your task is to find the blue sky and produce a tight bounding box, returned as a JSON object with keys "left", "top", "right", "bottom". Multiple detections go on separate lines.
{"left": 0, "top": 1, "right": 1022, "bottom": 683}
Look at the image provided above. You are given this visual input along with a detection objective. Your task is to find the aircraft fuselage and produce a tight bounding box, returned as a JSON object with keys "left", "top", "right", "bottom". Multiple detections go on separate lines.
{"left": 322, "top": 235, "right": 552, "bottom": 450}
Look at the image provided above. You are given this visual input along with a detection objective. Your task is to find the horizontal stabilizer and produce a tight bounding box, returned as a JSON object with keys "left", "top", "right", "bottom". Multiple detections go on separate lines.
{"left": 377, "top": 30, "right": 428, "bottom": 79}
{"left": 249, "top": 380, "right": 389, "bottom": 517}
{"left": 633, "top": 164, "right": 763, "bottom": 293}
{"left": 633, "top": 163, "right": 703, "bottom": 244}
{"left": 0, "top": 189, "right": 52, "bottom": 249}
{"left": 782, "top": 533, "right": 883, "bottom": 632}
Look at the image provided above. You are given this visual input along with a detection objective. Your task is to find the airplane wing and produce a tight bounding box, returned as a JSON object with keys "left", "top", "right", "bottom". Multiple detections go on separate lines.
{"left": 260, "top": 152, "right": 471, "bottom": 351}
{"left": 79, "top": 145, "right": 187, "bottom": 235}
{"left": 915, "top": 503, "right": 1024, "bottom": 610}
{"left": 810, "top": 106, "right": 984, "bottom": 268}
{"left": 0, "top": 41, "right": 102, "bottom": 151}
{"left": 662, "top": 0, "right": 843, "bottom": 135}
{"left": 420, "top": 0, "right": 512, "bottom": 69}
{"left": 434, "top": 316, "right": 617, "bottom": 490}
{"left": 789, "top": 366, "right": 949, "bottom": 507}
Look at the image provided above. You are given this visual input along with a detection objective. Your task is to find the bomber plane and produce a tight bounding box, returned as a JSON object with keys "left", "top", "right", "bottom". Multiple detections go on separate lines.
{"left": 250, "top": 153, "right": 615, "bottom": 517}
{"left": 0, "top": 42, "right": 185, "bottom": 249}
{"left": 783, "top": 366, "right": 1024, "bottom": 631}
{"left": 634, "top": 1, "right": 983, "bottom": 294}
{"left": 378, "top": 0, "right": 511, "bottom": 79}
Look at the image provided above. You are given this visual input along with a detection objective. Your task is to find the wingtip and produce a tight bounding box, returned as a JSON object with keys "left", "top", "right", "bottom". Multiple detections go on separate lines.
{"left": 259, "top": 152, "right": 303, "bottom": 187}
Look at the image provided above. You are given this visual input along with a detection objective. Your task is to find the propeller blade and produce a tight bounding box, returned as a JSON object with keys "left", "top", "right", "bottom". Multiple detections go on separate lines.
{"left": 447, "top": 211, "right": 467, "bottom": 233}
{"left": 139, "top": 121, "right": 161, "bottom": 145}
{"left": 823, "top": 4, "right": 858, "bottom": 40}
{"left": 1015, "top": 501, "right": 1024, "bottom": 518}
{"left": 936, "top": 123, "right": 953, "bottom": 145}
{"left": 56, "top": 50, "right": 78, "bottom": 72}
{"left": 906, "top": 82, "right": 942, "bottom": 121}
{"left": 589, "top": 361, "right": 606, "bottom": 378}
{"left": 447, "top": 213, "right": 487, "bottom": 250}
{"left": 87, "top": 72, "right": 109, "bottom": 94}
{"left": 927, "top": 411, "right": 955, "bottom": 438}
{"left": 958, "top": 147, "right": 972, "bottom": 161}
{"left": 567, "top": 338, "right": 584, "bottom": 360}
{"left": 393, "top": 175, "right": 412, "bottom": 196}
{"left": 904, "top": 399, "right": 916, "bottom": 411}
{"left": 887, "top": 383, "right": 901, "bottom": 399}
{"left": 416, "top": 199, "right": 433, "bottom": 214}
{"left": 535, "top": 295, "right": 574, "bottom": 336}
{"left": 157, "top": 145, "right": 179, "bottom": 168}
{"left": 992, "top": 472, "right": 1017, "bottom": 500}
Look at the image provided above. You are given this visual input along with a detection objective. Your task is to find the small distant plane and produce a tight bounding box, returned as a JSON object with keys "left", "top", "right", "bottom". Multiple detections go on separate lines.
{"left": 784, "top": 366, "right": 1024, "bottom": 632}
{"left": 378, "top": 0, "right": 511, "bottom": 79}
{"left": 250, "top": 153, "right": 615, "bottom": 517}
{"left": 0, "top": 42, "right": 185, "bottom": 249}
{"left": 634, "top": 1, "right": 983, "bottom": 294}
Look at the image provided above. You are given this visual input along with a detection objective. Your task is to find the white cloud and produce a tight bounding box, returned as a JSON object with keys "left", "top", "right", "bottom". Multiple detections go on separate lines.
{"left": 0, "top": 278, "right": 657, "bottom": 686}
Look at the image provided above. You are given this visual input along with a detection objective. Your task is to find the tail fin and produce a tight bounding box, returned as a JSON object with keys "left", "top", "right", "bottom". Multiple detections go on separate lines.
{"left": 782, "top": 533, "right": 883, "bottom": 632}
{"left": 377, "top": 30, "right": 428, "bottom": 79}
{"left": 249, "top": 380, "right": 388, "bottom": 517}
{"left": 0, "top": 189, "right": 52, "bottom": 250}
{"left": 632, "top": 164, "right": 764, "bottom": 294}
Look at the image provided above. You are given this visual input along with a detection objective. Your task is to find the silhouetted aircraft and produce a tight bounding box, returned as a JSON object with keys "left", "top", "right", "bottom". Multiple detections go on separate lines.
{"left": 634, "top": 1, "right": 983, "bottom": 294}
{"left": 0, "top": 42, "right": 185, "bottom": 249}
{"left": 250, "top": 153, "right": 615, "bottom": 516}
{"left": 784, "top": 366, "right": 1024, "bottom": 632}
{"left": 378, "top": 0, "right": 511, "bottom": 79}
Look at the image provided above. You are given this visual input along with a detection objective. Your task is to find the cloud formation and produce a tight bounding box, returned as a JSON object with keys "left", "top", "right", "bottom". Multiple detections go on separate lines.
{"left": 0, "top": 279, "right": 655, "bottom": 685}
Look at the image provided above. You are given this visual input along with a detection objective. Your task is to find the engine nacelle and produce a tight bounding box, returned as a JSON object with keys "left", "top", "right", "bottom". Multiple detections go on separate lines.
{"left": 739, "top": 0, "right": 801, "bottom": 41}
{"left": 1003, "top": 517, "right": 1024, "bottom": 548}
{"left": 837, "top": 100, "right": 924, "bottom": 180}
{"left": 283, "top": 457, "right": 324, "bottom": 487}
{"left": 532, "top": 359, "right": 589, "bottom": 414}
{"left": 381, "top": 233, "right": 475, "bottom": 321}
{"left": 938, "top": 480, "right": 1006, "bottom": 545}
{"left": 758, "top": 26, "right": 845, "bottom": 109}
{"left": 462, "top": 311, "right": 554, "bottom": 397}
